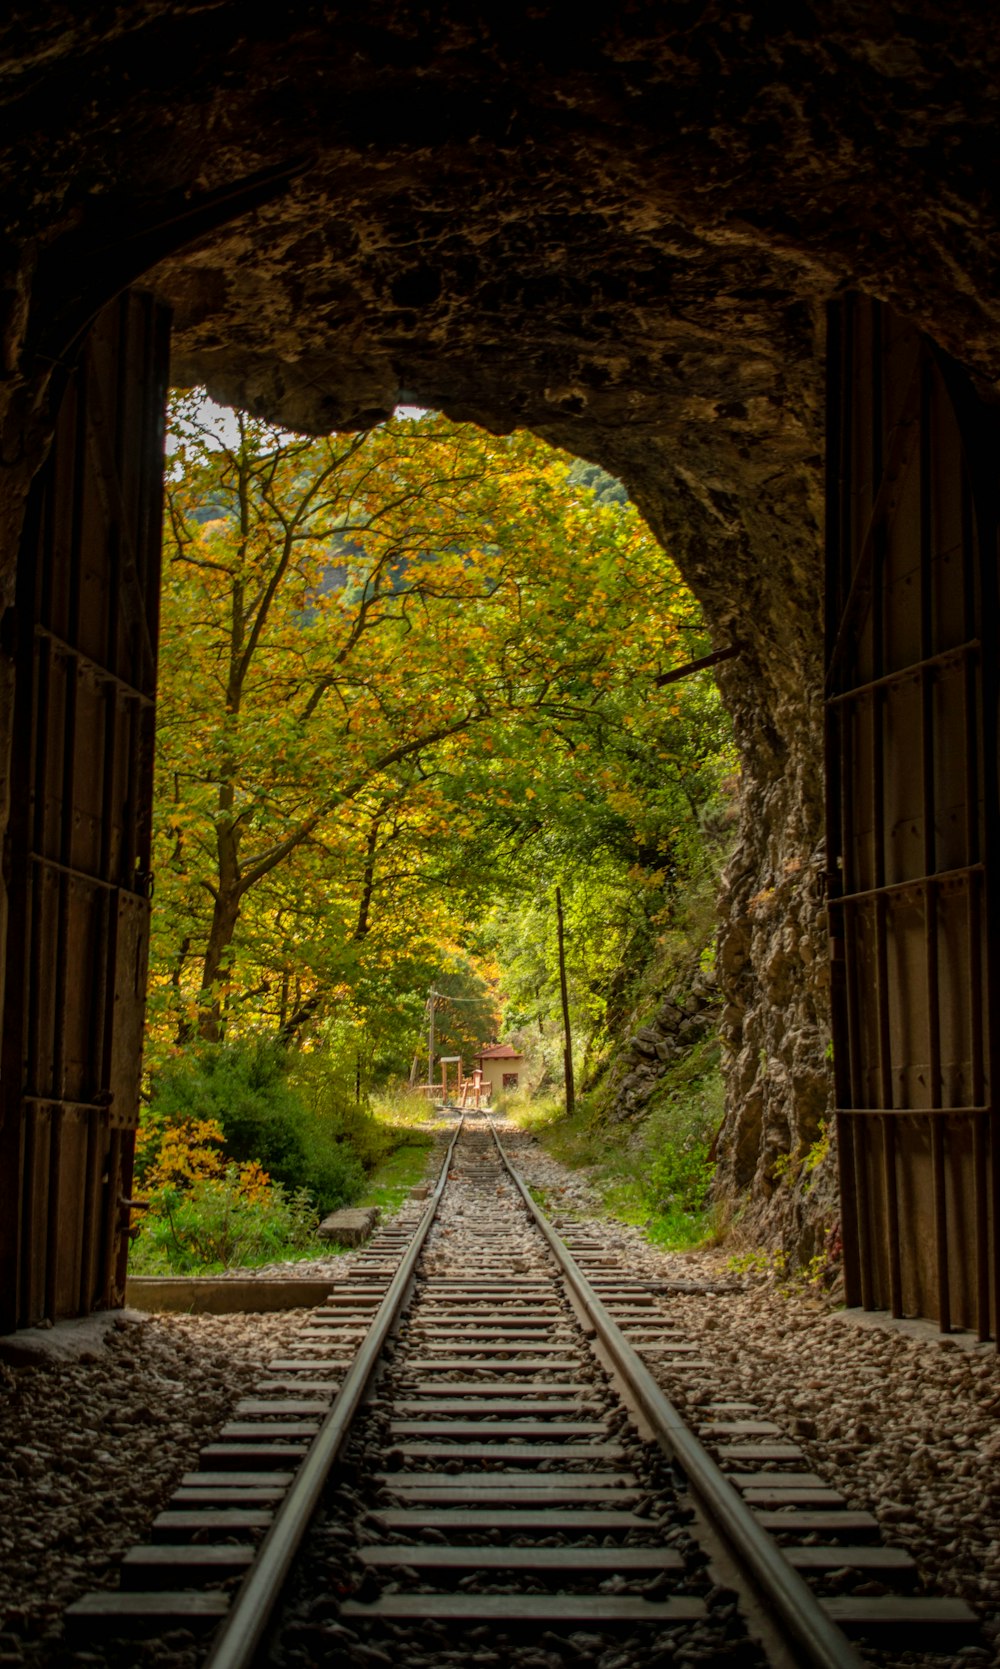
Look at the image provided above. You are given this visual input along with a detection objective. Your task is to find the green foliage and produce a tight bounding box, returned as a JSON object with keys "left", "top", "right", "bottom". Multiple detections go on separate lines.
{"left": 145, "top": 395, "right": 738, "bottom": 1257}
{"left": 644, "top": 1128, "right": 715, "bottom": 1217}
{"left": 154, "top": 399, "right": 711, "bottom": 1057}
{"left": 803, "top": 1120, "right": 830, "bottom": 1177}
{"left": 510, "top": 1037, "right": 723, "bottom": 1252}
{"left": 151, "top": 396, "right": 735, "bottom": 1102}
{"left": 725, "top": 1245, "right": 835, "bottom": 1295}
{"left": 147, "top": 1041, "right": 366, "bottom": 1211}
{"left": 770, "top": 1120, "right": 830, "bottom": 1191}
{"left": 463, "top": 677, "right": 735, "bottom": 1095}
{"left": 725, "top": 1248, "right": 774, "bottom": 1277}
{"left": 130, "top": 1168, "right": 322, "bottom": 1274}
{"left": 608, "top": 1049, "right": 722, "bottom": 1249}
{"left": 132, "top": 1057, "right": 440, "bottom": 1275}
{"left": 289, "top": 1040, "right": 393, "bottom": 1173}
{"left": 566, "top": 458, "right": 630, "bottom": 506}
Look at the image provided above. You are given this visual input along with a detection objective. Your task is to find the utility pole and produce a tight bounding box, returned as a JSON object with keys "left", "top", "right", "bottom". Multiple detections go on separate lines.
{"left": 555, "top": 887, "right": 575, "bottom": 1116}
{"left": 427, "top": 990, "right": 436, "bottom": 1089}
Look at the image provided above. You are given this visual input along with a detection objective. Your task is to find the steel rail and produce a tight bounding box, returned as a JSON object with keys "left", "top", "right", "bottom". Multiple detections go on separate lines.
{"left": 488, "top": 1118, "right": 865, "bottom": 1669}
{"left": 203, "top": 1117, "right": 464, "bottom": 1669}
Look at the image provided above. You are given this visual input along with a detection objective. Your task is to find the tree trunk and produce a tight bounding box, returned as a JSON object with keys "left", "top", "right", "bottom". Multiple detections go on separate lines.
{"left": 276, "top": 991, "right": 322, "bottom": 1046}
{"left": 193, "top": 463, "right": 250, "bottom": 1044}
{"left": 197, "top": 885, "right": 242, "bottom": 1042}
{"left": 352, "top": 816, "right": 380, "bottom": 941}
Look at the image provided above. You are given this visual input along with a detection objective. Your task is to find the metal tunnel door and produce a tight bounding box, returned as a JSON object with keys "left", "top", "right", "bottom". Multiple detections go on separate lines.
{"left": 0, "top": 291, "right": 170, "bottom": 1332}
{"left": 825, "top": 293, "right": 1000, "bottom": 1339}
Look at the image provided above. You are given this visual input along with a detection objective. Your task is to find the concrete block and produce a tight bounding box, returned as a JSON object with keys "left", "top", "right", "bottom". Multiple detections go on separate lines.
{"left": 125, "top": 1278, "right": 337, "bottom": 1315}
{"left": 317, "top": 1206, "right": 379, "bottom": 1246}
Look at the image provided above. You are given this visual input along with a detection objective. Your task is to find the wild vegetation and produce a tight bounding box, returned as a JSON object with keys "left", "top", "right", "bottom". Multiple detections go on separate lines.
{"left": 508, "top": 861, "right": 729, "bottom": 1250}
{"left": 133, "top": 399, "right": 736, "bottom": 1271}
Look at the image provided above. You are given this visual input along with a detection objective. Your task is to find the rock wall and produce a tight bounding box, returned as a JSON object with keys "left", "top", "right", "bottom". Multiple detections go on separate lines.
{"left": 612, "top": 395, "right": 835, "bottom": 1249}
{"left": 605, "top": 962, "right": 721, "bottom": 1126}
{"left": 1, "top": 6, "right": 1000, "bottom": 1251}
{"left": 716, "top": 837, "right": 837, "bottom": 1253}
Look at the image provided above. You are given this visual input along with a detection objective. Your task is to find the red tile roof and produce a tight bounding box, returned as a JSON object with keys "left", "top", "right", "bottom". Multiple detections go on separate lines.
{"left": 476, "top": 1043, "right": 523, "bottom": 1059}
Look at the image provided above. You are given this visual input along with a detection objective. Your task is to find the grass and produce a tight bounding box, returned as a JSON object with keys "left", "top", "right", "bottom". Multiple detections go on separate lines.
{"left": 368, "top": 1083, "right": 444, "bottom": 1131}
{"left": 130, "top": 1083, "right": 440, "bottom": 1275}
{"left": 357, "top": 1084, "right": 440, "bottom": 1215}
{"left": 356, "top": 1139, "right": 436, "bottom": 1217}
{"left": 508, "top": 1036, "right": 724, "bottom": 1252}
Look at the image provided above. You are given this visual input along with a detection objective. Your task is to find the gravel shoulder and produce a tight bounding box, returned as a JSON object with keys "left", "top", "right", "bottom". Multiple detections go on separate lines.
{"left": 507, "top": 1122, "right": 1000, "bottom": 1667}
{"left": 0, "top": 1308, "right": 304, "bottom": 1663}
{"left": 0, "top": 1149, "right": 444, "bottom": 1666}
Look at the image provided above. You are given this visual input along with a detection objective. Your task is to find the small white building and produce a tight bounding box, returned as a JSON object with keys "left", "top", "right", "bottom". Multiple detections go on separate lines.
{"left": 474, "top": 1043, "right": 524, "bottom": 1099}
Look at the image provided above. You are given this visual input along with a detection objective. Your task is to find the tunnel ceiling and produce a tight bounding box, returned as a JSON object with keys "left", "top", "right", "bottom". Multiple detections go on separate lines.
{"left": 2, "top": 4, "right": 998, "bottom": 646}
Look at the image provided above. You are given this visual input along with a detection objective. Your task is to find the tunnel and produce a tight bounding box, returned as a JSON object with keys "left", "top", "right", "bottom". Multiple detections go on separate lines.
{"left": 0, "top": 4, "right": 998, "bottom": 1339}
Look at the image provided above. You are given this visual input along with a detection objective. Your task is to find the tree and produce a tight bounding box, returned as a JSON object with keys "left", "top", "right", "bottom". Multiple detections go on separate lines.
{"left": 150, "top": 397, "right": 729, "bottom": 1069}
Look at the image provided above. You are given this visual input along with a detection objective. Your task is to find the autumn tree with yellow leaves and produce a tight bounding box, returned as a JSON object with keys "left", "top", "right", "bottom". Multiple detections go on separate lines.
{"left": 149, "top": 399, "right": 729, "bottom": 1068}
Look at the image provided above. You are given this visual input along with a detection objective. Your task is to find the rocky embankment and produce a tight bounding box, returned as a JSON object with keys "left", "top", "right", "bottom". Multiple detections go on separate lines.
{"left": 599, "top": 920, "right": 839, "bottom": 1267}
{"left": 603, "top": 962, "right": 720, "bottom": 1125}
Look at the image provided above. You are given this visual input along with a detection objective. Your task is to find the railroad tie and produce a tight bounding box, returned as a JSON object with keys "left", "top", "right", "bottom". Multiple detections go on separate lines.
{"left": 64, "top": 1117, "right": 978, "bottom": 1658}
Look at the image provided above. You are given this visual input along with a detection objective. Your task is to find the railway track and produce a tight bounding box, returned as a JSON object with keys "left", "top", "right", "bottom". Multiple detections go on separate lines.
{"left": 66, "top": 1116, "right": 976, "bottom": 1667}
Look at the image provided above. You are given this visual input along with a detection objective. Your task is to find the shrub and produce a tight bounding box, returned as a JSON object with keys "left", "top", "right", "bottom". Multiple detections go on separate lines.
{"left": 645, "top": 1134, "right": 715, "bottom": 1216}
{"left": 131, "top": 1164, "right": 321, "bottom": 1274}
{"left": 145, "top": 1041, "right": 364, "bottom": 1211}
{"left": 289, "top": 1048, "right": 400, "bottom": 1172}
{"left": 133, "top": 1114, "right": 226, "bottom": 1192}
{"left": 636, "top": 1054, "right": 720, "bottom": 1245}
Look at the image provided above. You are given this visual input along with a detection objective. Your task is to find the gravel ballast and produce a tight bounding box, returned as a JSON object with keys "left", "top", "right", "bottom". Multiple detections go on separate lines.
{"left": 505, "top": 1123, "right": 1000, "bottom": 1667}
{"left": 2, "top": 1116, "right": 998, "bottom": 1666}
{"left": 0, "top": 1309, "right": 304, "bottom": 1664}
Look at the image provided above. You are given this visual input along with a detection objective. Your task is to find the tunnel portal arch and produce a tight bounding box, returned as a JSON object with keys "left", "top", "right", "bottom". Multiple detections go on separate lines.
{"left": 0, "top": 283, "right": 997, "bottom": 1340}
{"left": 1, "top": 8, "right": 999, "bottom": 1338}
